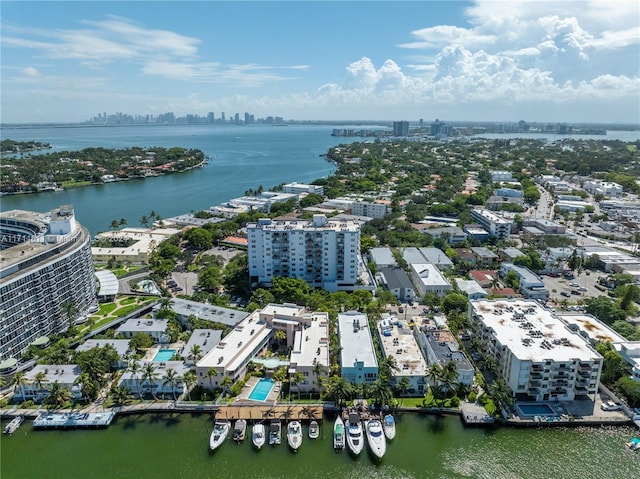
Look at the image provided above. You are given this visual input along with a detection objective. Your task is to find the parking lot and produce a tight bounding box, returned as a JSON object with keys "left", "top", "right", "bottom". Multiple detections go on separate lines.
{"left": 542, "top": 270, "right": 606, "bottom": 305}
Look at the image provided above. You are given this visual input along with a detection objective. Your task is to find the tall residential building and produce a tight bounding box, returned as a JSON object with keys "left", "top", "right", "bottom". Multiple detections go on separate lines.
{"left": 393, "top": 121, "right": 409, "bottom": 137}
{"left": 470, "top": 208, "right": 513, "bottom": 240}
{"left": 0, "top": 206, "right": 97, "bottom": 364}
{"left": 469, "top": 299, "right": 603, "bottom": 402}
{"left": 247, "top": 215, "right": 361, "bottom": 291}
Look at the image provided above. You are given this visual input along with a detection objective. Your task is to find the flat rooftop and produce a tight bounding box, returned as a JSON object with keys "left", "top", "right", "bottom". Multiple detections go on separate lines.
{"left": 169, "top": 298, "right": 249, "bottom": 327}
{"left": 559, "top": 314, "right": 627, "bottom": 344}
{"left": 470, "top": 299, "right": 600, "bottom": 362}
{"left": 76, "top": 339, "right": 130, "bottom": 357}
{"left": 421, "top": 329, "right": 474, "bottom": 371}
{"left": 116, "top": 317, "right": 168, "bottom": 333}
{"left": 411, "top": 263, "right": 450, "bottom": 287}
{"left": 338, "top": 311, "right": 378, "bottom": 369}
{"left": 182, "top": 329, "right": 222, "bottom": 358}
{"left": 378, "top": 317, "right": 428, "bottom": 377}
{"left": 289, "top": 313, "right": 330, "bottom": 369}
{"left": 26, "top": 364, "right": 81, "bottom": 384}
{"left": 197, "top": 312, "right": 272, "bottom": 371}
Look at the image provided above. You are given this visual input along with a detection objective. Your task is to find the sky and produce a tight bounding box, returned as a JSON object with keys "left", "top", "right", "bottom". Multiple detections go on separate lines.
{"left": 1, "top": 0, "right": 639, "bottom": 124}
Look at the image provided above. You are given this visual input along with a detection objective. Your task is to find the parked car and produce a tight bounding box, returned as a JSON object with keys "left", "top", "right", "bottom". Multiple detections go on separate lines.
{"left": 561, "top": 291, "right": 571, "bottom": 297}
{"left": 600, "top": 401, "right": 622, "bottom": 411}
{"left": 398, "top": 307, "right": 404, "bottom": 313}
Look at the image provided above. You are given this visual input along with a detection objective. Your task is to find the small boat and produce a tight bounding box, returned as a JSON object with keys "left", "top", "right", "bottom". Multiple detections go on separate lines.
{"left": 346, "top": 412, "right": 364, "bottom": 456}
{"left": 269, "top": 420, "right": 281, "bottom": 446}
{"left": 626, "top": 437, "right": 640, "bottom": 451}
{"left": 233, "top": 419, "right": 247, "bottom": 442}
{"left": 308, "top": 420, "right": 319, "bottom": 439}
{"left": 252, "top": 423, "right": 266, "bottom": 450}
{"left": 333, "top": 415, "right": 345, "bottom": 451}
{"left": 365, "top": 419, "right": 386, "bottom": 459}
{"left": 383, "top": 414, "right": 396, "bottom": 440}
{"left": 287, "top": 420, "right": 303, "bottom": 451}
{"left": 3, "top": 416, "right": 24, "bottom": 435}
{"left": 209, "top": 420, "right": 231, "bottom": 451}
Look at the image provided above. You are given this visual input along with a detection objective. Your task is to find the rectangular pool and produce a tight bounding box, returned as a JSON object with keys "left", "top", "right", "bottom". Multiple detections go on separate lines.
{"left": 248, "top": 378, "right": 275, "bottom": 402}
{"left": 153, "top": 349, "right": 176, "bottom": 362}
{"left": 517, "top": 403, "right": 555, "bottom": 416}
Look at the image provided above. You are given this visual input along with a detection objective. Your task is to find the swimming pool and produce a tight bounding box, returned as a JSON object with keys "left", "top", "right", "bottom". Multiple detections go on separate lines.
{"left": 153, "top": 349, "right": 176, "bottom": 362}
{"left": 517, "top": 403, "right": 555, "bottom": 416}
{"left": 248, "top": 378, "right": 275, "bottom": 402}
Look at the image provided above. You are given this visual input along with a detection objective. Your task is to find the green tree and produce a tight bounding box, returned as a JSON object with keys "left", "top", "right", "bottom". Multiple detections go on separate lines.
{"left": 162, "top": 369, "right": 182, "bottom": 401}
{"left": 442, "top": 292, "right": 468, "bottom": 314}
{"left": 12, "top": 372, "right": 29, "bottom": 400}
{"left": 111, "top": 385, "right": 132, "bottom": 406}
{"left": 379, "top": 355, "right": 399, "bottom": 381}
{"left": 142, "top": 363, "right": 159, "bottom": 399}
{"left": 326, "top": 375, "right": 353, "bottom": 406}
{"left": 183, "top": 371, "right": 197, "bottom": 401}
{"left": 129, "top": 332, "right": 154, "bottom": 351}
{"left": 370, "top": 378, "right": 393, "bottom": 407}
{"left": 44, "top": 381, "right": 72, "bottom": 410}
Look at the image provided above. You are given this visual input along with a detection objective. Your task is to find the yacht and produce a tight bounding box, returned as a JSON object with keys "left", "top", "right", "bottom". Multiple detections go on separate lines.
{"left": 287, "top": 421, "right": 303, "bottom": 451}
{"left": 209, "top": 420, "right": 231, "bottom": 451}
{"left": 365, "top": 419, "right": 386, "bottom": 459}
{"left": 252, "top": 423, "right": 266, "bottom": 450}
{"left": 233, "top": 419, "right": 247, "bottom": 442}
{"left": 3, "top": 416, "right": 24, "bottom": 435}
{"left": 346, "top": 413, "right": 364, "bottom": 456}
{"left": 383, "top": 414, "right": 396, "bottom": 440}
{"left": 269, "top": 420, "right": 281, "bottom": 446}
{"left": 333, "top": 416, "right": 345, "bottom": 451}
{"left": 308, "top": 420, "right": 319, "bottom": 439}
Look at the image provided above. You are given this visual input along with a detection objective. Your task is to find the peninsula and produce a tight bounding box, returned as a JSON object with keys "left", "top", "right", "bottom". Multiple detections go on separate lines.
{"left": 0, "top": 145, "right": 207, "bottom": 194}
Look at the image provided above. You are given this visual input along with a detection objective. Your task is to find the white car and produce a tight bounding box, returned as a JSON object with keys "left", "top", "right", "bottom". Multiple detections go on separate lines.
{"left": 600, "top": 401, "right": 622, "bottom": 411}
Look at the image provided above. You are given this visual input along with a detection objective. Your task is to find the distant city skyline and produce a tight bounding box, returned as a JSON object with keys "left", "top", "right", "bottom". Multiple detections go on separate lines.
{"left": 2, "top": 1, "right": 639, "bottom": 124}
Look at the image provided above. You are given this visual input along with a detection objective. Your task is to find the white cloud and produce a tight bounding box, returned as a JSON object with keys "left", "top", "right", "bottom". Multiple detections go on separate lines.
{"left": 401, "top": 25, "right": 496, "bottom": 49}
{"left": 21, "top": 66, "right": 41, "bottom": 77}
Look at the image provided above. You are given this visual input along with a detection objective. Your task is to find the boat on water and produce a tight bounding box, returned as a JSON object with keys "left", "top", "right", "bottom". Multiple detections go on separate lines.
{"left": 287, "top": 421, "right": 303, "bottom": 451}
{"left": 209, "top": 420, "right": 231, "bottom": 451}
{"left": 309, "top": 420, "right": 319, "bottom": 439}
{"left": 269, "top": 420, "right": 281, "bottom": 446}
{"left": 3, "top": 416, "right": 24, "bottom": 435}
{"left": 333, "top": 416, "right": 345, "bottom": 451}
{"left": 346, "top": 412, "right": 364, "bottom": 456}
{"left": 626, "top": 437, "right": 640, "bottom": 451}
{"left": 252, "top": 423, "right": 266, "bottom": 450}
{"left": 383, "top": 414, "right": 396, "bottom": 440}
{"left": 233, "top": 419, "right": 247, "bottom": 442}
{"left": 365, "top": 419, "right": 387, "bottom": 459}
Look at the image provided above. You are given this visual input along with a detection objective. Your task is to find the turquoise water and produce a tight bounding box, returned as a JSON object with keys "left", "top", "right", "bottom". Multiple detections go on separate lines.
{"left": 153, "top": 349, "right": 177, "bottom": 362}
{"left": 248, "top": 378, "right": 275, "bottom": 401}
{"left": 2, "top": 413, "right": 639, "bottom": 479}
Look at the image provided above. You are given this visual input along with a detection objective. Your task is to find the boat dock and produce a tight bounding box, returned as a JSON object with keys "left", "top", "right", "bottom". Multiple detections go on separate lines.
{"left": 460, "top": 403, "right": 495, "bottom": 425}
{"left": 33, "top": 411, "right": 116, "bottom": 429}
{"left": 215, "top": 404, "right": 323, "bottom": 421}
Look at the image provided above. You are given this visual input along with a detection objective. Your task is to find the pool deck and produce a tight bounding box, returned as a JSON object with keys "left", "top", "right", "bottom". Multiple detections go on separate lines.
{"left": 235, "top": 377, "right": 281, "bottom": 405}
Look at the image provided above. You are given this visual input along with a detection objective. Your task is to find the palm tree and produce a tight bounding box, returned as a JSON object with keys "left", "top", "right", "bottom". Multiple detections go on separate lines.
{"left": 440, "top": 361, "right": 460, "bottom": 397}
{"left": 159, "top": 297, "right": 173, "bottom": 310}
{"left": 397, "top": 376, "right": 411, "bottom": 402}
{"left": 426, "top": 363, "right": 445, "bottom": 388}
{"left": 61, "top": 300, "right": 78, "bottom": 331}
{"left": 487, "top": 378, "right": 514, "bottom": 416}
{"left": 140, "top": 215, "right": 150, "bottom": 228}
{"left": 142, "top": 363, "right": 159, "bottom": 399}
{"left": 183, "top": 371, "right": 197, "bottom": 401}
{"left": 188, "top": 344, "right": 203, "bottom": 364}
{"left": 206, "top": 367, "right": 217, "bottom": 394}
{"left": 74, "top": 372, "right": 97, "bottom": 402}
{"left": 379, "top": 355, "right": 399, "bottom": 381}
{"left": 110, "top": 219, "right": 120, "bottom": 230}
{"left": 45, "top": 381, "right": 72, "bottom": 410}
{"left": 326, "top": 376, "right": 352, "bottom": 406}
{"left": 220, "top": 375, "right": 233, "bottom": 396}
{"left": 33, "top": 371, "right": 49, "bottom": 395}
{"left": 12, "top": 371, "right": 29, "bottom": 400}
{"left": 111, "top": 385, "right": 132, "bottom": 406}
{"left": 292, "top": 371, "right": 305, "bottom": 400}
{"left": 162, "top": 369, "right": 182, "bottom": 401}
{"left": 370, "top": 379, "right": 393, "bottom": 408}
{"left": 127, "top": 360, "right": 143, "bottom": 399}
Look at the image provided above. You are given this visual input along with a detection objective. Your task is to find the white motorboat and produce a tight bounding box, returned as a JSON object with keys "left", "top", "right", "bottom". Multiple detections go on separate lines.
{"left": 252, "top": 423, "right": 266, "bottom": 450}
{"left": 333, "top": 416, "right": 345, "bottom": 451}
{"left": 346, "top": 413, "right": 364, "bottom": 456}
{"left": 365, "top": 419, "right": 386, "bottom": 459}
{"left": 209, "top": 420, "right": 231, "bottom": 451}
{"left": 269, "top": 420, "right": 281, "bottom": 446}
{"left": 308, "top": 420, "right": 319, "bottom": 439}
{"left": 3, "top": 416, "right": 24, "bottom": 435}
{"left": 383, "top": 414, "right": 396, "bottom": 440}
{"left": 233, "top": 419, "right": 247, "bottom": 442}
{"left": 287, "top": 420, "right": 303, "bottom": 451}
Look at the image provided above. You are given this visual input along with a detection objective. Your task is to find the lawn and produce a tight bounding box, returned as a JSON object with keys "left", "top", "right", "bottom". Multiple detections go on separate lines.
{"left": 97, "top": 303, "right": 117, "bottom": 316}
{"left": 60, "top": 180, "right": 93, "bottom": 188}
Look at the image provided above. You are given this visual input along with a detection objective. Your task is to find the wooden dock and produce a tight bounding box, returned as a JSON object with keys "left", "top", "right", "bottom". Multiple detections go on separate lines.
{"left": 33, "top": 411, "right": 116, "bottom": 429}
{"left": 215, "top": 404, "right": 323, "bottom": 421}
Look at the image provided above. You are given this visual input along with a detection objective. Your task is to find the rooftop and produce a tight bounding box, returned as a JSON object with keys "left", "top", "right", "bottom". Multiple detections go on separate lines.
{"left": 378, "top": 317, "right": 428, "bottom": 377}
{"left": 75, "top": 339, "right": 130, "bottom": 357}
{"left": 421, "top": 329, "right": 474, "bottom": 371}
{"left": 470, "top": 299, "right": 600, "bottom": 362}
{"left": 410, "top": 263, "right": 451, "bottom": 287}
{"left": 182, "top": 329, "right": 222, "bottom": 358}
{"left": 169, "top": 298, "right": 249, "bottom": 327}
{"left": 338, "top": 311, "right": 378, "bottom": 369}
{"left": 559, "top": 314, "right": 627, "bottom": 344}
{"left": 116, "top": 317, "right": 168, "bottom": 333}
{"left": 25, "top": 364, "right": 81, "bottom": 385}
{"left": 289, "top": 313, "right": 330, "bottom": 369}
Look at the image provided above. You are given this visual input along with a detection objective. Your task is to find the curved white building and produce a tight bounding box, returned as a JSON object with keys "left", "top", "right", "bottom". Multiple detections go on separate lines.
{"left": 0, "top": 205, "right": 97, "bottom": 363}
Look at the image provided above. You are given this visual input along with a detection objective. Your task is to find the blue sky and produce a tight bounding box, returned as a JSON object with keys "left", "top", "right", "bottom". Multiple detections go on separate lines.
{"left": 2, "top": 0, "right": 639, "bottom": 123}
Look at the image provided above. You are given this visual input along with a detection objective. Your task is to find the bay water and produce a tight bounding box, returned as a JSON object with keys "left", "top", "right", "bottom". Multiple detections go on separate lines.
{"left": 2, "top": 413, "right": 639, "bottom": 479}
